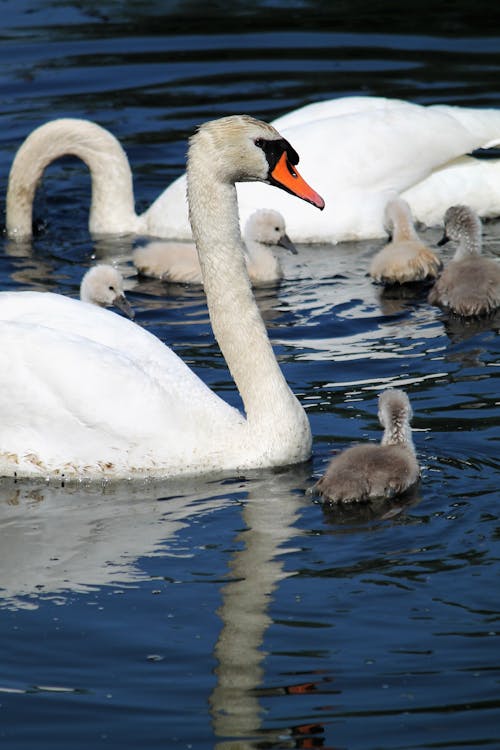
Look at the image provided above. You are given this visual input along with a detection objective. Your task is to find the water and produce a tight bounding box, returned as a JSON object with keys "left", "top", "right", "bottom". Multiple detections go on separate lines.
{"left": 0, "top": 2, "right": 499, "bottom": 748}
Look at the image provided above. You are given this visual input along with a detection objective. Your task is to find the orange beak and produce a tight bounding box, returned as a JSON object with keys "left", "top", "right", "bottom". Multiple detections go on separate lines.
{"left": 270, "top": 152, "right": 325, "bottom": 210}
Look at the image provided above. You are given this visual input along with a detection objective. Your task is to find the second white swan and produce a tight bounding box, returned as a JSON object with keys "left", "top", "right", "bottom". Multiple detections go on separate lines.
{"left": 6, "top": 97, "right": 500, "bottom": 243}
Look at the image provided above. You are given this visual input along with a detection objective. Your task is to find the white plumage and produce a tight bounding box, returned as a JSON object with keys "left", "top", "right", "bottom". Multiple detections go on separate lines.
{"left": 6, "top": 97, "right": 500, "bottom": 243}
{"left": 0, "top": 115, "right": 324, "bottom": 480}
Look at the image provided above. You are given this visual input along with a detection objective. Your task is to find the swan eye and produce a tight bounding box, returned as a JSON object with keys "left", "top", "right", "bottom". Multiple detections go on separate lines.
{"left": 254, "top": 138, "right": 265, "bottom": 149}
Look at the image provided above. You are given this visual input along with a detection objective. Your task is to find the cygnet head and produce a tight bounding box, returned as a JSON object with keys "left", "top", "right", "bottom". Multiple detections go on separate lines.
{"left": 244, "top": 209, "right": 297, "bottom": 254}
{"left": 439, "top": 204, "right": 483, "bottom": 260}
{"left": 80, "top": 264, "right": 134, "bottom": 319}
{"left": 378, "top": 388, "right": 414, "bottom": 451}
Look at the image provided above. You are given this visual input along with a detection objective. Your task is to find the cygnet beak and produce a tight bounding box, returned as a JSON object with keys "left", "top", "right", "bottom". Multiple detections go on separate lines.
{"left": 114, "top": 294, "right": 135, "bottom": 319}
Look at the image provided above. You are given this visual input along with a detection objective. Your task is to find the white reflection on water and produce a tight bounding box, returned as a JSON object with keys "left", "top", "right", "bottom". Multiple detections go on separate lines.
{"left": 0, "top": 477, "right": 233, "bottom": 610}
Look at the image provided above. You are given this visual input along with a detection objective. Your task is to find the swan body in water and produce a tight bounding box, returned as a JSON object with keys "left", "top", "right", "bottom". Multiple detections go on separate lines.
{"left": 0, "top": 115, "right": 324, "bottom": 480}
{"left": 6, "top": 97, "right": 500, "bottom": 243}
{"left": 312, "top": 389, "right": 420, "bottom": 504}
{"left": 428, "top": 204, "right": 500, "bottom": 316}
{"left": 132, "top": 208, "right": 296, "bottom": 285}
{"left": 369, "top": 198, "right": 442, "bottom": 284}
{"left": 80, "top": 264, "right": 134, "bottom": 318}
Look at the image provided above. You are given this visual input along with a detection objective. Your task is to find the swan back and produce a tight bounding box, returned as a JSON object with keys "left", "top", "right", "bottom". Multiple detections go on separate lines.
{"left": 80, "top": 264, "right": 134, "bottom": 318}
{"left": 312, "top": 388, "right": 419, "bottom": 504}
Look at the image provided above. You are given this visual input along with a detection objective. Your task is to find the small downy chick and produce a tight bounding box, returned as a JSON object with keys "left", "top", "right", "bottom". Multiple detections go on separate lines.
{"left": 132, "top": 208, "right": 296, "bottom": 286}
{"left": 370, "top": 197, "right": 441, "bottom": 284}
{"left": 428, "top": 204, "right": 500, "bottom": 316}
{"left": 312, "top": 389, "right": 420, "bottom": 504}
{"left": 80, "top": 264, "right": 134, "bottom": 318}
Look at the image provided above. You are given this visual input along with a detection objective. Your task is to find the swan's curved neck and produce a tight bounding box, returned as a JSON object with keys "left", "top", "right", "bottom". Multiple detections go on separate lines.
{"left": 6, "top": 119, "right": 138, "bottom": 238}
{"left": 187, "top": 142, "right": 309, "bottom": 449}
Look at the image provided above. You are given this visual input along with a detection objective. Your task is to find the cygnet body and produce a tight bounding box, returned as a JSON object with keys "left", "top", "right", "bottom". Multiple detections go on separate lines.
{"left": 369, "top": 198, "right": 442, "bottom": 284}
{"left": 428, "top": 204, "right": 500, "bottom": 316}
{"left": 80, "top": 264, "right": 134, "bottom": 318}
{"left": 312, "top": 389, "right": 420, "bottom": 504}
{"left": 132, "top": 208, "right": 296, "bottom": 285}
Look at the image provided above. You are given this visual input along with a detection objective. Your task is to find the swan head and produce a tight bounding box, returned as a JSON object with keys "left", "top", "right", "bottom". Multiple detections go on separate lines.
{"left": 79, "top": 264, "right": 134, "bottom": 319}
{"left": 438, "top": 204, "right": 483, "bottom": 259}
{"left": 188, "top": 115, "right": 325, "bottom": 209}
{"left": 378, "top": 388, "right": 414, "bottom": 449}
{"left": 244, "top": 209, "right": 297, "bottom": 254}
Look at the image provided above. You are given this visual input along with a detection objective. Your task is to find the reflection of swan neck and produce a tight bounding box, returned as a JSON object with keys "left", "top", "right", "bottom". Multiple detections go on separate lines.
{"left": 187, "top": 133, "right": 310, "bottom": 449}
{"left": 210, "top": 484, "right": 306, "bottom": 741}
{"left": 6, "top": 119, "right": 138, "bottom": 238}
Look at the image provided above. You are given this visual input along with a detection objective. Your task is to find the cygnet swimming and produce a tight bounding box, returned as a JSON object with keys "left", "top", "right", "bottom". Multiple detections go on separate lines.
{"left": 311, "top": 389, "right": 420, "bottom": 504}
{"left": 370, "top": 197, "right": 442, "bottom": 284}
{"left": 428, "top": 204, "right": 500, "bottom": 316}
{"left": 132, "top": 208, "right": 296, "bottom": 285}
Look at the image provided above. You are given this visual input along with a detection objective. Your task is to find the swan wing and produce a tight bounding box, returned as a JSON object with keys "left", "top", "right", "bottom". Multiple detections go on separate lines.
{"left": 271, "top": 95, "right": 410, "bottom": 130}
{"left": 404, "top": 156, "right": 500, "bottom": 225}
{"left": 236, "top": 102, "right": 500, "bottom": 241}
{"left": 146, "top": 98, "right": 500, "bottom": 242}
{"left": 0, "top": 294, "right": 244, "bottom": 478}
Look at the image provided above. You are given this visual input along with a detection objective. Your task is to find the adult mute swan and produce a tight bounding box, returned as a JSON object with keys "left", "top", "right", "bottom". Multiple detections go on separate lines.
{"left": 6, "top": 97, "right": 500, "bottom": 243}
{"left": 132, "top": 208, "right": 296, "bottom": 285}
{"left": 80, "top": 264, "right": 134, "bottom": 318}
{"left": 0, "top": 115, "right": 324, "bottom": 480}
{"left": 428, "top": 205, "right": 500, "bottom": 316}
{"left": 369, "top": 198, "right": 442, "bottom": 284}
{"left": 312, "top": 389, "right": 420, "bottom": 504}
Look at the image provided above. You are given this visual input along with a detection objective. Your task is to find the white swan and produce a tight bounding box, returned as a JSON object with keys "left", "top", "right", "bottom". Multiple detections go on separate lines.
{"left": 428, "top": 204, "right": 500, "bottom": 316}
{"left": 80, "top": 264, "right": 134, "bottom": 318}
{"left": 0, "top": 115, "right": 324, "bottom": 480}
{"left": 6, "top": 97, "right": 500, "bottom": 243}
{"left": 132, "top": 208, "right": 296, "bottom": 285}
{"left": 369, "top": 198, "right": 442, "bottom": 284}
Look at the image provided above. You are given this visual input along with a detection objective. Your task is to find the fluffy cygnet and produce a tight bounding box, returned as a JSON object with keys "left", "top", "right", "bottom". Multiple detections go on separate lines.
{"left": 370, "top": 197, "right": 442, "bottom": 284}
{"left": 80, "top": 264, "right": 134, "bottom": 318}
{"left": 132, "top": 208, "right": 296, "bottom": 285}
{"left": 312, "top": 389, "right": 420, "bottom": 504}
{"left": 428, "top": 204, "right": 500, "bottom": 316}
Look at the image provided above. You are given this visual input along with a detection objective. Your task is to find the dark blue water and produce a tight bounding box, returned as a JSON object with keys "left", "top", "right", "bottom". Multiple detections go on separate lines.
{"left": 0, "top": 2, "right": 499, "bottom": 748}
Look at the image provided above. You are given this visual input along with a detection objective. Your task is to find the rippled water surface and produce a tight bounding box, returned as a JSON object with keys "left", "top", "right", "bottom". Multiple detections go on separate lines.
{"left": 0, "top": 2, "right": 499, "bottom": 748}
